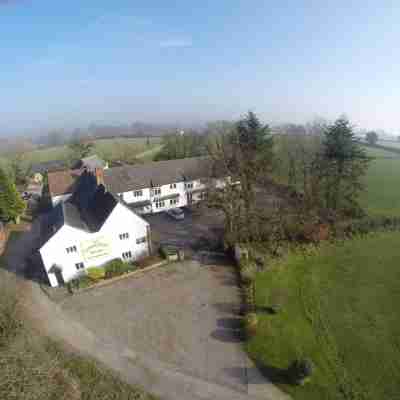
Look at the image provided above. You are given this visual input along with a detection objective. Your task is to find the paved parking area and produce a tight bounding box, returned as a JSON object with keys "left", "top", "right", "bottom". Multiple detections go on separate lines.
{"left": 144, "top": 207, "right": 225, "bottom": 253}
{"left": 61, "top": 259, "right": 248, "bottom": 392}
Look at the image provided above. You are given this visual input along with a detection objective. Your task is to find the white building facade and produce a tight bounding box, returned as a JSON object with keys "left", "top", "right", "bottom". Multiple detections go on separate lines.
{"left": 40, "top": 172, "right": 151, "bottom": 287}
{"left": 47, "top": 157, "right": 227, "bottom": 214}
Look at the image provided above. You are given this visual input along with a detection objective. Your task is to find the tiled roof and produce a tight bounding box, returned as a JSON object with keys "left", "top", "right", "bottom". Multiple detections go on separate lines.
{"left": 47, "top": 170, "right": 82, "bottom": 196}
{"left": 104, "top": 156, "right": 211, "bottom": 194}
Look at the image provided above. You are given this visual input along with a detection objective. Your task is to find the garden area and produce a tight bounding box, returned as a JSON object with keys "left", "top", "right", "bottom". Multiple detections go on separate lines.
{"left": 68, "top": 255, "right": 165, "bottom": 291}
{"left": 243, "top": 232, "right": 400, "bottom": 399}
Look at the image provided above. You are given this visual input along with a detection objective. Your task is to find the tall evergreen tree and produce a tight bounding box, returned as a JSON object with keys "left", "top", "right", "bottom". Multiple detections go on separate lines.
{"left": 323, "top": 117, "right": 370, "bottom": 215}
{"left": 0, "top": 168, "right": 26, "bottom": 222}
{"left": 230, "top": 112, "right": 274, "bottom": 223}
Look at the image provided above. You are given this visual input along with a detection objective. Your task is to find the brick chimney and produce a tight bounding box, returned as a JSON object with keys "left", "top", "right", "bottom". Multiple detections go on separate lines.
{"left": 95, "top": 168, "right": 104, "bottom": 186}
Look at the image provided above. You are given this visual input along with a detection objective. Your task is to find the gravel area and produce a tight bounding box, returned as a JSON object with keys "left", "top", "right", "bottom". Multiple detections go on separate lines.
{"left": 61, "top": 260, "right": 248, "bottom": 392}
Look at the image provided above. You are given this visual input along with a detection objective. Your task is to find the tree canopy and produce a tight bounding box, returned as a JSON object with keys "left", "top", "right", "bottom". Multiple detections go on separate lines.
{"left": 0, "top": 168, "right": 26, "bottom": 222}
{"left": 322, "top": 117, "right": 370, "bottom": 215}
{"left": 68, "top": 139, "right": 94, "bottom": 160}
{"left": 366, "top": 131, "right": 378, "bottom": 145}
{"left": 154, "top": 131, "right": 207, "bottom": 161}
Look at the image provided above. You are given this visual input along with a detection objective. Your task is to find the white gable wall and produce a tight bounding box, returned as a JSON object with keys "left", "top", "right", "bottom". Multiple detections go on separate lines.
{"left": 40, "top": 203, "right": 150, "bottom": 287}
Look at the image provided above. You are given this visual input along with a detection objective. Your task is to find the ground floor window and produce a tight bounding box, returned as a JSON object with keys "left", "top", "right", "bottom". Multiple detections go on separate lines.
{"left": 136, "top": 237, "right": 147, "bottom": 244}
{"left": 75, "top": 262, "right": 85, "bottom": 270}
{"left": 122, "top": 251, "right": 133, "bottom": 260}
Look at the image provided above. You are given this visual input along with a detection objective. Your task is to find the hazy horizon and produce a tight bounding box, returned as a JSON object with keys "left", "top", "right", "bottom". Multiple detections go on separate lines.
{"left": 2, "top": 1, "right": 400, "bottom": 136}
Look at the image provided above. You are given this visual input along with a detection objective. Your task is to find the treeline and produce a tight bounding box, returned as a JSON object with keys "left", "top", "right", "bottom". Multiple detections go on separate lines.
{"left": 198, "top": 113, "right": 372, "bottom": 250}
{"left": 33, "top": 122, "right": 193, "bottom": 148}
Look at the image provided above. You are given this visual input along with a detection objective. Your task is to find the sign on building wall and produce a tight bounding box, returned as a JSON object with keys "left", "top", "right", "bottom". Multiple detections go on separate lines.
{"left": 80, "top": 236, "right": 112, "bottom": 263}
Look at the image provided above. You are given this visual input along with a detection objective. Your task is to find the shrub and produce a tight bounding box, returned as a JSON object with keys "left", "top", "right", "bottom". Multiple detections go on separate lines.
{"left": 244, "top": 313, "right": 259, "bottom": 338}
{"left": 87, "top": 267, "right": 106, "bottom": 281}
{"left": 288, "top": 359, "right": 314, "bottom": 385}
{"left": 160, "top": 245, "right": 178, "bottom": 260}
{"left": 104, "top": 259, "right": 129, "bottom": 279}
{"left": 240, "top": 263, "right": 257, "bottom": 286}
{"left": 76, "top": 276, "right": 93, "bottom": 289}
{"left": 269, "top": 288, "right": 287, "bottom": 314}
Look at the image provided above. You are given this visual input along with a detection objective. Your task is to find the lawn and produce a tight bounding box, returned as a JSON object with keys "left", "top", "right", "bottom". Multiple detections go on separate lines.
{"left": 360, "top": 147, "right": 400, "bottom": 217}
{"left": 246, "top": 232, "right": 400, "bottom": 400}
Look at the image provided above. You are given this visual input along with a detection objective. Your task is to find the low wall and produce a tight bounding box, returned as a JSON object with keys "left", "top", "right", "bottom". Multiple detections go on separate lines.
{"left": 0, "top": 227, "right": 10, "bottom": 257}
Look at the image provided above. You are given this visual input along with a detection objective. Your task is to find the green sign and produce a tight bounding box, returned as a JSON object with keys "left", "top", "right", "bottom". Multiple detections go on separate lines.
{"left": 81, "top": 236, "right": 112, "bottom": 263}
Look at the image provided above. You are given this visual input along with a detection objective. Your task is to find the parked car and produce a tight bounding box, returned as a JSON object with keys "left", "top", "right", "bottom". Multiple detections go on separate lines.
{"left": 166, "top": 208, "right": 185, "bottom": 220}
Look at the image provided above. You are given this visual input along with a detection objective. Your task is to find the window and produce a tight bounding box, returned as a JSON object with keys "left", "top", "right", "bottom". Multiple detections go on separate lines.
{"left": 170, "top": 198, "right": 178, "bottom": 205}
{"left": 170, "top": 183, "right": 177, "bottom": 189}
{"left": 122, "top": 251, "right": 132, "bottom": 260}
{"left": 119, "top": 233, "right": 129, "bottom": 240}
{"left": 151, "top": 187, "right": 161, "bottom": 196}
{"left": 66, "top": 246, "right": 77, "bottom": 254}
{"left": 136, "top": 237, "right": 147, "bottom": 244}
{"left": 155, "top": 201, "right": 165, "bottom": 209}
{"left": 75, "top": 262, "right": 85, "bottom": 270}
{"left": 200, "top": 191, "right": 207, "bottom": 200}
{"left": 185, "top": 182, "right": 194, "bottom": 189}
{"left": 134, "top": 190, "right": 143, "bottom": 197}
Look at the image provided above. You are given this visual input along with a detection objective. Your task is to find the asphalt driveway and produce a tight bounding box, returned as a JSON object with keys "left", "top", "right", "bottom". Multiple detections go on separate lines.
{"left": 144, "top": 207, "right": 225, "bottom": 254}
{"left": 61, "top": 259, "right": 248, "bottom": 392}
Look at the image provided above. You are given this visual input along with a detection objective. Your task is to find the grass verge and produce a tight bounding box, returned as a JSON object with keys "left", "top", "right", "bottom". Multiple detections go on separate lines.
{"left": 0, "top": 270, "right": 156, "bottom": 400}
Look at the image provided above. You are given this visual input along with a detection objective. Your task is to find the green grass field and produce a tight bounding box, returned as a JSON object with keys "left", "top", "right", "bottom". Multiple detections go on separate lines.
{"left": 25, "top": 136, "right": 162, "bottom": 164}
{"left": 246, "top": 232, "right": 400, "bottom": 400}
{"left": 360, "top": 147, "right": 400, "bottom": 217}
{"left": 377, "top": 140, "right": 400, "bottom": 149}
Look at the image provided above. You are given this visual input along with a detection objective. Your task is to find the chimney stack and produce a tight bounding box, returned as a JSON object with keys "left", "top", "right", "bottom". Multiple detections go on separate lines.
{"left": 95, "top": 168, "right": 104, "bottom": 187}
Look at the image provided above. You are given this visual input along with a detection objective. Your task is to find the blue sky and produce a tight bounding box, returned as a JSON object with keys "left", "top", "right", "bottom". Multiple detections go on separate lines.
{"left": 1, "top": 0, "right": 400, "bottom": 134}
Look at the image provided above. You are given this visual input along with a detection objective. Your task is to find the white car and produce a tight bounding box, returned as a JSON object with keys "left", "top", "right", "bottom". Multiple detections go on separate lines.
{"left": 166, "top": 208, "right": 185, "bottom": 220}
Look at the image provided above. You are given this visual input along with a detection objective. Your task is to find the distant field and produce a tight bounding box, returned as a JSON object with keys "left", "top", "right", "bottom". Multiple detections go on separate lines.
{"left": 25, "top": 137, "right": 162, "bottom": 164}
{"left": 247, "top": 232, "right": 400, "bottom": 400}
{"left": 377, "top": 140, "right": 400, "bottom": 149}
{"left": 0, "top": 137, "right": 162, "bottom": 172}
{"left": 361, "top": 146, "right": 400, "bottom": 217}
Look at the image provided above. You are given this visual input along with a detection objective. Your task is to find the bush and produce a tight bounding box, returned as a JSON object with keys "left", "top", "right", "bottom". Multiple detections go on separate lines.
{"left": 87, "top": 267, "right": 106, "bottom": 281}
{"left": 75, "top": 276, "right": 93, "bottom": 289}
{"left": 104, "top": 259, "right": 129, "bottom": 279}
{"left": 244, "top": 313, "right": 259, "bottom": 338}
{"left": 240, "top": 262, "right": 257, "bottom": 286}
{"left": 160, "top": 245, "right": 178, "bottom": 260}
{"left": 288, "top": 359, "right": 314, "bottom": 385}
